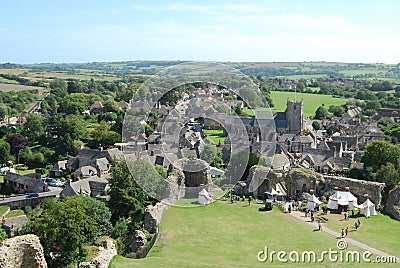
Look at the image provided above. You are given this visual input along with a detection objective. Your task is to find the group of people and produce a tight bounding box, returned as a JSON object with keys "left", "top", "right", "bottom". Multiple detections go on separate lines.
{"left": 340, "top": 219, "right": 361, "bottom": 238}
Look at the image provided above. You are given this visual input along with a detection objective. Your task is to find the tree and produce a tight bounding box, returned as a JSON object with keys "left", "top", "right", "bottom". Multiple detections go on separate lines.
{"left": 375, "top": 163, "right": 400, "bottom": 193}
{"left": 328, "top": 105, "right": 345, "bottom": 117}
{"left": 361, "top": 140, "right": 400, "bottom": 172}
{"left": 102, "top": 99, "right": 120, "bottom": 113}
{"left": 312, "top": 120, "right": 322, "bottom": 130}
{"left": 23, "top": 114, "right": 45, "bottom": 142}
{"left": 0, "top": 139, "right": 11, "bottom": 164}
{"left": 200, "top": 144, "right": 222, "bottom": 167}
{"left": 108, "top": 159, "right": 164, "bottom": 225}
{"left": 90, "top": 122, "right": 121, "bottom": 149}
{"left": 314, "top": 106, "right": 329, "bottom": 120}
{"left": 296, "top": 81, "right": 306, "bottom": 92}
{"left": 0, "top": 104, "right": 9, "bottom": 121}
{"left": 7, "top": 134, "right": 28, "bottom": 156}
{"left": 28, "top": 196, "right": 111, "bottom": 267}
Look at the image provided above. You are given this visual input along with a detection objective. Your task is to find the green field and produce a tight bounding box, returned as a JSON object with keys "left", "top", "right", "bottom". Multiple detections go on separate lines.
{"left": 270, "top": 91, "right": 347, "bottom": 117}
{"left": 203, "top": 129, "right": 226, "bottom": 145}
{"left": 110, "top": 201, "right": 398, "bottom": 267}
{"left": 322, "top": 212, "right": 400, "bottom": 257}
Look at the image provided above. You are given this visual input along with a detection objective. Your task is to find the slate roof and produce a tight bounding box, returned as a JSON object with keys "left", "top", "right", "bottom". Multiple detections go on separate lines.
{"left": 265, "top": 154, "right": 290, "bottom": 169}
{"left": 274, "top": 112, "right": 288, "bottom": 129}
{"left": 60, "top": 175, "right": 108, "bottom": 197}
{"left": 4, "top": 173, "right": 47, "bottom": 191}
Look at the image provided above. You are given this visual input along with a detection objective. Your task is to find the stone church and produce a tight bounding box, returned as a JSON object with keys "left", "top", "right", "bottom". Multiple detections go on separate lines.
{"left": 274, "top": 100, "right": 304, "bottom": 134}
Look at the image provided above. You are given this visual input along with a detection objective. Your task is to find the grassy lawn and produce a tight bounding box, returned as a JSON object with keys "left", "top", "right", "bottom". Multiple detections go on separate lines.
{"left": 4, "top": 209, "right": 25, "bottom": 218}
{"left": 110, "top": 201, "right": 397, "bottom": 267}
{"left": 270, "top": 91, "right": 347, "bottom": 117}
{"left": 203, "top": 129, "right": 226, "bottom": 145}
{"left": 0, "top": 205, "right": 10, "bottom": 216}
{"left": 320, "top": 211, "right": 400, "bottom": 257}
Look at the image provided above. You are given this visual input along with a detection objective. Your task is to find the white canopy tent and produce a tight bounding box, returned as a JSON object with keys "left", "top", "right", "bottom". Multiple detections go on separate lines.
{"left": 359, "top": 199, "right": 377, "bottom": 217}
{"left": 198, "top": 188, "right": 212, "bottom": 205}
{"left": 307, "top": 194, "right": 322, "bottom": 211}
{"left": 327, "top": 191, "right": 358, "bottom": 210}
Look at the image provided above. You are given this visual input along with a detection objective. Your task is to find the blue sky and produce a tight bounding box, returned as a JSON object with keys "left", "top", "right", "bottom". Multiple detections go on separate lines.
{"left": 1, "top": 0, "right": 399, "bottom": 63}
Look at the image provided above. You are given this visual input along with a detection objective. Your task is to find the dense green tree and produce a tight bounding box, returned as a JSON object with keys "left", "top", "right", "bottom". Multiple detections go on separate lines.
{"left": 314, "top": 106, "right": 330, "bottom": 119}
{"left": 23, "top": 114, "right": 45, "bottom": 142}
{"left": 0, "top": 104, "right": 9, "bottom": 121}
{"left": 200, "top": 144, "right": 222, "bottom": 167}
{"left": 49, "top": 78, "right": 67, "bottom": 90}
{"left": 374, "top": 163, "right": 400, "bottom": 193}
{"left": 67, "top": 80, "right": 87, "bottom": 94}
{"left": 108, "top": 159, "right": 164, "bottom": 225}
{"left": 328, "top": 105, "right": 345, "bottom": 117}
{"left": 7, "top": 134, "right": 29, "bottom": 156}
{"left": 312, "top": 120, "right": 322, "bottom": 130}
{"left": 361, "top": 140, "right": 400, "bottom": 172}
{"left": 90, "top": 122, "right": 121, "bottom": 149}
{"left": 102, "top": 99, "right": 120, "bottom": 113}
{"left": 239, "top": 88, "right": 264, "bottom": 108}
{"left": 28, "top": 196, "right": 111, "bottom": 268}
{"left": 0, "top": 139, "right": 11, "bottom": 164}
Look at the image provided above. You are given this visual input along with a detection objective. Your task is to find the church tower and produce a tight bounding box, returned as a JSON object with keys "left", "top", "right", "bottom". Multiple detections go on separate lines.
{"left": 286, "top": 100, "right": 304, "bottom": 134}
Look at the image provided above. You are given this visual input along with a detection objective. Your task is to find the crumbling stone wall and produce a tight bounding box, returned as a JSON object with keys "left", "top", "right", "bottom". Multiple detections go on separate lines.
{"left": 144, "top": 200, "right": 171, "bottom": 234}
{"left": 284, "top": 168, "right": 325, "bottom": 199}
{"left": 0, "top": 234, "right": 47, "bottom": 268}
{"left": 249, "top": 167, "right": 386, "bottom": 207}
{"left": 79, "top": 238, "right": 117, "bottom": 268}
{"left": 385, "top": 185, "right": 400, "bottom": 220}
{"left": 324, "top": 175, "right": 385, "bottom": 207}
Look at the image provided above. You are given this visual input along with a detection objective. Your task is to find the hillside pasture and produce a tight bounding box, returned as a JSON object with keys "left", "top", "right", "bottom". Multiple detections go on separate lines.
{"left": 270, "top": 91, "right": 347, "bottom": 117}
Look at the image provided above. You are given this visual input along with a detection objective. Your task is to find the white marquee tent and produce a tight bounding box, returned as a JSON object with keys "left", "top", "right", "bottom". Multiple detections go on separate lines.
{"left": 307, "top": 194, "right": 322, "bottom": 211}
{"left": 359, "top": 199, "right": 377, "bottom": 217}
{"left": 327, "top": 190, "right": 358, "bottom": 210}
{"left": 198, "top": 188, "right": 212, "bottom": 205}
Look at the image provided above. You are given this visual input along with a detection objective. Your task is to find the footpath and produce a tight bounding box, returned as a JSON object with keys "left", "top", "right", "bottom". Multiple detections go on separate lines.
{"left": 286, "top": 210, "right": 399, "bottom": 264}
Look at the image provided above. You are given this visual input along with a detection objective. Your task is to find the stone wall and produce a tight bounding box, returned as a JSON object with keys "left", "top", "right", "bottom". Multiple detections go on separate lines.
{"left": 0, "top": 234, "right": 47, "bottom": 268}
{"left": 385, "top": 185, "right": 400, "bottom": 220}
{"left": 79, "top": 238, "right": 117, "bottom": 268}
{"left": 323, "top": 175, "right": 385, "bottom": 207}
{"left": 247, "top": 167, "right": 386, "bottom": 207}
{"left": 144, "top": 200, "right": 171, "bottom": 234}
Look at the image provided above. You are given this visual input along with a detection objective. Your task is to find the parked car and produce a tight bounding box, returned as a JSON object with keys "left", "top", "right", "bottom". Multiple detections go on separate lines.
{"left": 55, "top": 180, "right": 64, "bottom": 187}
{"left": 26, "top": 192, "right": 39, "bottom": 198}
{"left": 47, "top": 179, "right": 58, "bottom": 186}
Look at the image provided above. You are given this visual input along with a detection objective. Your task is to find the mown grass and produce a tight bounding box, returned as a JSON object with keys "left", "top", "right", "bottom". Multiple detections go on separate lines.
{"left": 270, "top": 91, "right": 347, "bottom": 117}
{"left": 109, "top": 201, "right": 398, "bottom": 267}
{"left": 320, "top": 211, "right": 400, "bottom": 257}
{"left": 203, "top": 129, "right": 226, "bottom": 145}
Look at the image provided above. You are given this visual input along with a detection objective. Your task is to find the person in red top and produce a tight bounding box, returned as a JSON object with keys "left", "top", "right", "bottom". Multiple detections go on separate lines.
{"left": 345, "top": 227, "right": 349, "bottom": 237}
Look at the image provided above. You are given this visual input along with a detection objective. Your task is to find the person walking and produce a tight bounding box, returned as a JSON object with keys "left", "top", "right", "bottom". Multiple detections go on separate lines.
{"left": 341, "top": 229, "right": 345, "bottom": 238}
{"left": 354, "top": 221, "right": 358, "bottom": 230}
{"left": 345, "top": 227, "right": 349, "bottom": 237}
{"left": 318, "top": 220, "right": 322, "bottom": 231}
{"left": 248, "top": 195, "right": 252, "bottom": 206}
